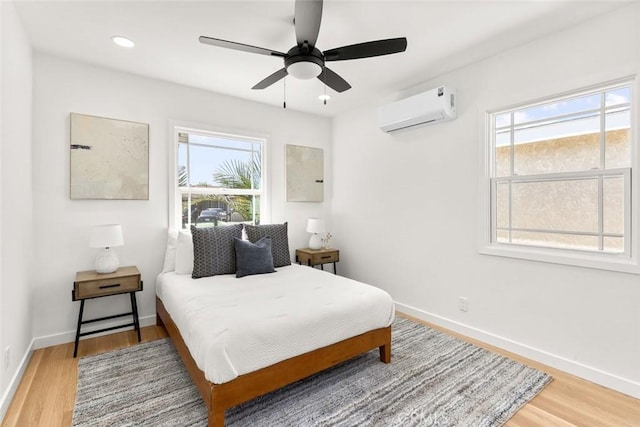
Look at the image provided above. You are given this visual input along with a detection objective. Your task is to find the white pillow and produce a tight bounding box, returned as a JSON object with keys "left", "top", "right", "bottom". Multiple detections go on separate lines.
{"left": 161, "top": 229, "right": 179, "bottom": 273}
{"left": 175, "top": 230, "right": 194, "bottom": 275}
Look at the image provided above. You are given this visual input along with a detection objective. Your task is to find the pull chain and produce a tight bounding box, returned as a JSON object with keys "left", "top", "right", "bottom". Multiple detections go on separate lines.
{"left": 319, "top": 68, "right": 329, "bottom": 106}
{"left": 283, "top": 77, "right": 287, "bottom": 109}
{"left": 323, "top": 80, "right": 327, "bottom": 105}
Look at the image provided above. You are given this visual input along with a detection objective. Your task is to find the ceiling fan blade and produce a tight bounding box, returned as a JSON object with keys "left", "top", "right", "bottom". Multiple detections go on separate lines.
{"left": 317, "top": 67, "right": 351, "bottom": 93}
{"left": 324, "top": 37, "right": 407, "bottom": 61}
{"left": 294, "top": 0, "right": 323, "bottom": 47}
{"left": 252, "top": 68, "right": 289, "bottom": 90}
{"left": 199, "top": 36, "right": 286, "bottom": 57}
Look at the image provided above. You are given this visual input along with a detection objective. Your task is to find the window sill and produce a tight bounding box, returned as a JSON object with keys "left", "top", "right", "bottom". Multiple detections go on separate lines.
{"left": 479, "top": 243, "right": 640, "bottom": 275}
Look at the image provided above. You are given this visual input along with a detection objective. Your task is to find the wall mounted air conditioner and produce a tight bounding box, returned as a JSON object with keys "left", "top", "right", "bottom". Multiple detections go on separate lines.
{"left": 378, "top": 86, "right": 456, "bottom": 132}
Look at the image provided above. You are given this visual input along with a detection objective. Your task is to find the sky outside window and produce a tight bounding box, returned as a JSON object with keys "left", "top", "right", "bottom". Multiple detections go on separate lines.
{"left": 495, "top": 86, "right": 631, "bottom": 147}
{"left": 178, "top": 133, "right": 261, "bottom": 187}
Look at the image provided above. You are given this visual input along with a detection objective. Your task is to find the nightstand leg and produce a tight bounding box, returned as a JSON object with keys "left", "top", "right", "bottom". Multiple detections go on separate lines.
{"left": 333, "top": 262, "right": 337, "bottom": 275}
{"left": 73, "top": 300, "right": 85, "bottom": 358}
{"left": 130, "top": 292, "right": 141, "bottom": 342}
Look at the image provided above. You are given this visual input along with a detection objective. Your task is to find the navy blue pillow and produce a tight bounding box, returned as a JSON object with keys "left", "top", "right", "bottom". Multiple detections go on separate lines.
{"left": 234, "top": 237, "right": 276, "bottom": 278}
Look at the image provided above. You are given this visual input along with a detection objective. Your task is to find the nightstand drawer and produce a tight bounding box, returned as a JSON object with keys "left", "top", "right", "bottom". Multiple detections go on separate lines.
{"left": 74, "top": 274, "right": 141, "bottom": 299}
{"left": 296, "top": 249, "right": 339, "bottom": 275}
{"left": 309, "top": 251, "right": 339, "bottom": 264}
{"left": 296, "top": 249, "right": 339, "bottom": 265}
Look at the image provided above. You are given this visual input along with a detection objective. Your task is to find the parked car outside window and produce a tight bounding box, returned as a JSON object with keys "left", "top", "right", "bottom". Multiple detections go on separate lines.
{"left": 198, "top": 208, "right": 226, "bottom": 223}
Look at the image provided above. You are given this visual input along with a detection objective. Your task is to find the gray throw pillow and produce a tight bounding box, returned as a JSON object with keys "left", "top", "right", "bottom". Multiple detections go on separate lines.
{"left": 191, "top": 224, "right": 243, "bottom": 279}
{"left": 234, "top": 237, "right": 276, "bottom": 278}
{"left": 244, "top": 222, "right": 291, "bottom": 268}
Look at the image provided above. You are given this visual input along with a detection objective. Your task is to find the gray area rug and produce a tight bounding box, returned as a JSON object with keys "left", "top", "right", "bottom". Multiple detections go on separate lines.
{"left": 73, "top": 317, "right": 552, "bottom": 426}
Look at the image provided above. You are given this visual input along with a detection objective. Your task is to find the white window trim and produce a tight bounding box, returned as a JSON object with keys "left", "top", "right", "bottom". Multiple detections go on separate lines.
{"left": 167, "top": 119, "right": 270, "bottom": 230}
{"left": 478, "top": 76, "right": 640, "bottom": 274}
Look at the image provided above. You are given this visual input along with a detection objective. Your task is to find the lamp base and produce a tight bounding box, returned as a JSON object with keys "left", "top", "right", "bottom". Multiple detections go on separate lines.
{"left": 309, "top": 234, "right": 322, "bottom": 250}
{"left": 95, "top": 248, "right": 119, "bottom": 274}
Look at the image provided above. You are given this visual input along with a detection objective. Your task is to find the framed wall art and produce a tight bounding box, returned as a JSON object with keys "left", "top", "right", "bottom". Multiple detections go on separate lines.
{"left": 285, "top": 144, "right": 324, "bottom": 202}
{"left": 70, "top": 113, "right": 149, "bottom": 200}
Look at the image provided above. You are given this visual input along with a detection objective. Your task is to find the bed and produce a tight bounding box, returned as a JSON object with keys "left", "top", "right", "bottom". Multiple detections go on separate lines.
{"left": 156, "top": 225, "right": 394, "bottom": 427}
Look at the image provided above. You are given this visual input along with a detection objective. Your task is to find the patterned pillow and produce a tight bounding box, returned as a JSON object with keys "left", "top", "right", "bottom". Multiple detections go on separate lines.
{"left": 244, "top": 223, "right": 291, "bottom": 268}
{"left": 234, "top": 237, "right": 276, "bottom": 278}
{"left": 191, "top": 224, "right": 243, "bottom": 279}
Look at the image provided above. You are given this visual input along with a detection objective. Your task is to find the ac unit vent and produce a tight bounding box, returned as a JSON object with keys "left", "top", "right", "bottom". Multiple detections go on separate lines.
{"left": 378, "top": 86, "right": 456, "bottom": 133}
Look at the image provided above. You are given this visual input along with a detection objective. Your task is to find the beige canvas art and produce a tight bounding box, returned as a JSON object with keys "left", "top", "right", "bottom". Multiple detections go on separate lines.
{"left": 286, "top": 144, "right": 324, "bottom": 202}
{"left": 70, "top": 113, "right": 149, "bottom": 200}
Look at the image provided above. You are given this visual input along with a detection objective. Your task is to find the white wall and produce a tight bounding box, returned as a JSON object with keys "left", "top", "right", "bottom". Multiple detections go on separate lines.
{"left": 0, "top": 0, "right": 33, "bottom": 416}
{"left": 332, "top": 4, "right": 640, "bottom": 397}
{"left": 31, "top": 54, "right": 332, "bottom": 346}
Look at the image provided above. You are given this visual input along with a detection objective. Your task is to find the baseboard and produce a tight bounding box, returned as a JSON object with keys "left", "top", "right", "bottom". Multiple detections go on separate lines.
{"left": 395, "top": 301, "right": 640, "bottom": 399}
{"left": 0, "top": 338, "right": 34, "bottom": 423}
{"left": 33, "top": 314, "right": 157, "bottom": 350}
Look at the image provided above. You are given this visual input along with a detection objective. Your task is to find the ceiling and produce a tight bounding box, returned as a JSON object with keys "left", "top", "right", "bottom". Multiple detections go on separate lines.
{"left": 14, "top": 1, "right": 629, "bottom": 117}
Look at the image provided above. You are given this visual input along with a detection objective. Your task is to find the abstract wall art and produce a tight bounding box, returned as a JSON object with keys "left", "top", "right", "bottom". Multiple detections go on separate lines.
{"left": 70, "top": 113, "right": 149, "bottom": 200}
{"left": 285, "top": 144, "right": 324, "bottom": 202}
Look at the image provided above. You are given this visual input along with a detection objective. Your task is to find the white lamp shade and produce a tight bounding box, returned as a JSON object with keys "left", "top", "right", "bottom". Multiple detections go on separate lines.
{"left": 306, "top": 218, "right": 325, "bottom": 234}
{"left": 90, "top": 224, "right": 124, "bottom": 248}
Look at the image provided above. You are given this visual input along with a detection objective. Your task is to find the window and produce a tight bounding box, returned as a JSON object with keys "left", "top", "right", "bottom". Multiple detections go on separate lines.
{"left": 482, "top": 79, "right": 637, "bottom": 272}
{"left": 171, "top": 124, "right": 266, "bottom": 230}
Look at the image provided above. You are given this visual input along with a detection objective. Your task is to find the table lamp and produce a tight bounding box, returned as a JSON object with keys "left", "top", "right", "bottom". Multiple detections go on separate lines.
{"left": 90, "top": 224, "right": 124, "bottom": 274}
{"left": 306, "top": 218, "right": 325, "bottom": 250}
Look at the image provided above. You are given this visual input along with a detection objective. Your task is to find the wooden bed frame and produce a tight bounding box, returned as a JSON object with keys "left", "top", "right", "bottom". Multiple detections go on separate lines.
{"left": 156, "top": 296, "right": 392, "bottom": 427}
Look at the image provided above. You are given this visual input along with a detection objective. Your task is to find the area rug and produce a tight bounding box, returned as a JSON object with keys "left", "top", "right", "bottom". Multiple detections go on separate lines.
{"left": 73, "top": 317, "right": 552, "bottom": 426}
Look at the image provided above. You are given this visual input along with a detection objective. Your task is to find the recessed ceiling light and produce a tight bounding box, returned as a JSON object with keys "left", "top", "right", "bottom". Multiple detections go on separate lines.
{"left": 112, "top": 36, "right": 135, "bottom": 48}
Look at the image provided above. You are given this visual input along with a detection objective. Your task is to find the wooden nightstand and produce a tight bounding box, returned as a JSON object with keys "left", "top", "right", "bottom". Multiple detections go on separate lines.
{"left": 72, "top": 266, "right": 143, "bottom": 357}
{"left": 295, "top": 248, "right": 339, "bottom": 274}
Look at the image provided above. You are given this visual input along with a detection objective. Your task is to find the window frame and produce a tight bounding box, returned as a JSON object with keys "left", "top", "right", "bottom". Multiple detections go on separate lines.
{"left": 478, "top": 77, "right": 639, "bottom": 274}
{"left": 168, "top": 120, "right": 270, "bottom": 230}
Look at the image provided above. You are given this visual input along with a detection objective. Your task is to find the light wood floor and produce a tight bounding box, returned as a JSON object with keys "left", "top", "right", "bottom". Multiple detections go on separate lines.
{"left": 2, "top": 315, "right": 639, "bottom": 427}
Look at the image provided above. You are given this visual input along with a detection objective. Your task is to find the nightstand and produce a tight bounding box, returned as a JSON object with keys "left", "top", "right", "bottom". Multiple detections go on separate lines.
{"left": 295, "top": 248, "right": 339, "bottom": 274}
{"left": 72, "top": 266, "right": 143, "bottom": 357}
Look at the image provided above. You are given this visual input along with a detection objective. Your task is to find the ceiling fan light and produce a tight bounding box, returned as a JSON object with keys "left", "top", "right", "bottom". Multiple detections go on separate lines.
{"left": 287, "top": 61, "right": 322, "bottom": 80}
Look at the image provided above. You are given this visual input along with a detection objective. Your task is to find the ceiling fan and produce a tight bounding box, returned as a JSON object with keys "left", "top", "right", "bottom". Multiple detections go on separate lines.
{"left": 199, "top": 0, "right": 407, "bottom": 93}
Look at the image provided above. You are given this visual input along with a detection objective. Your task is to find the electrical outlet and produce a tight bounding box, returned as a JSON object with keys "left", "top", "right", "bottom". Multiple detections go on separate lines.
{"left": 458, "top": 297, "right": 469, "bottom": 312}
{"left": 4, "top": 346, "right": 10, "bottom": 370}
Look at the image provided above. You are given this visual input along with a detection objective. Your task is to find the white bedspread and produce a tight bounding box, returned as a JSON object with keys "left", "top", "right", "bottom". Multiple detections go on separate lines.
{"left": 156, "top": 264, "right": 395, "bottom": 384}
